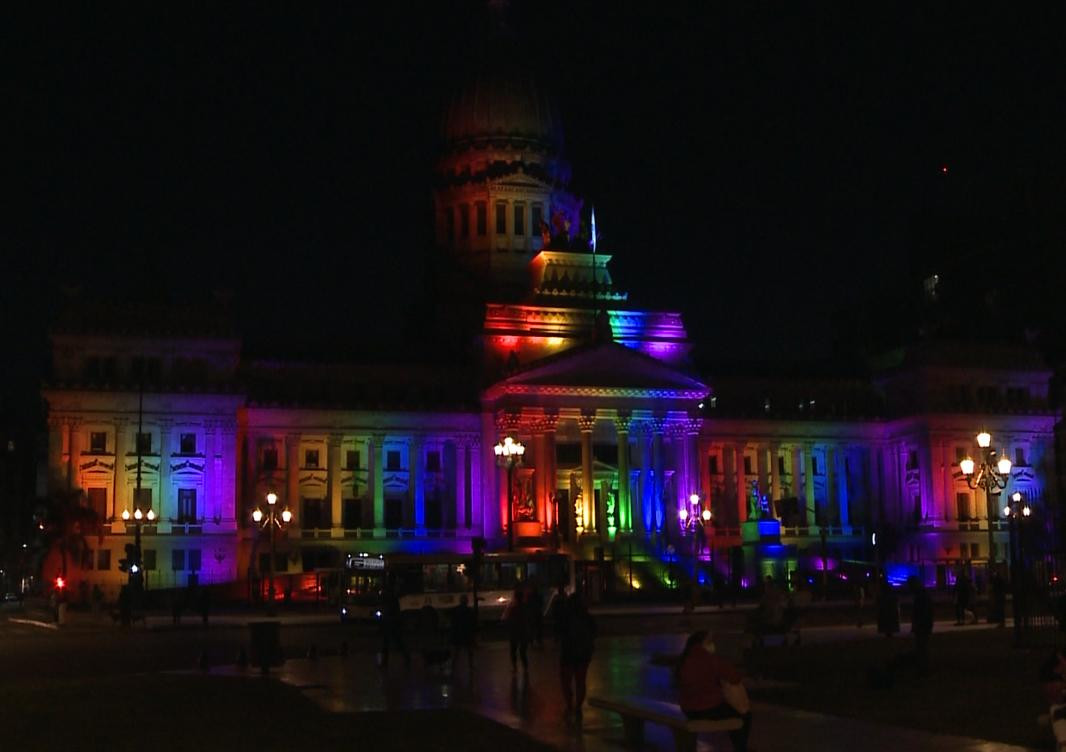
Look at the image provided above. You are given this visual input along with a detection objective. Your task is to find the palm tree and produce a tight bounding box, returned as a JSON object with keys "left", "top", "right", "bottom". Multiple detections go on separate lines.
{"left": 36, "top": 488, "right": 102, "bottom": 580}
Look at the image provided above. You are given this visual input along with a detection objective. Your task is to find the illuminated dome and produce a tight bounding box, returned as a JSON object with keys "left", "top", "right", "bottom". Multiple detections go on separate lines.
{"left": 442, "top": 70, "right": 563, "bottom": 150}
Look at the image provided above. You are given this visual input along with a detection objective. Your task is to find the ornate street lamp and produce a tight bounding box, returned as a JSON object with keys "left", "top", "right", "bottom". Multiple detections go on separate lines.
{"left": 494, "top": 436, "right": 525, "bottom": 552}
{"left": 252, "top": 491, "right": 292, "bottom": 615}
{"left": 678, "top": 493, "right": 711, "bottom": 579}
{"left": 121, "top": 505, "right": 156, "bottom": 589}
{"left": 960, "top": 431, "right": 1013, "bottom": 566}
{"left": 1002, "top": 491, "right": 1032, "bottom": 646}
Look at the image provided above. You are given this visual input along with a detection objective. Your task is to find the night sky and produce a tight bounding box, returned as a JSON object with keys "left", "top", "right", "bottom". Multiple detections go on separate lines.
{"left": 8, "top": 2, "right": 1066, "bottom": 408}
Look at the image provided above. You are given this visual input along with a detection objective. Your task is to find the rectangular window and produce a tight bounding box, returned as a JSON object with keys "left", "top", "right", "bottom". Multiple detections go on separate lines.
{"left": 180, "top": 433, "right": 197, "bottom": 454}
{"left": 743, "top": 456, "right": 752, "bottom": 475}
{"left": 82, "top": 548, "right": 93, "bottom": 570}
{"left": 343, "top": 498, "right": 362, "bottom": 529}
{"left": 426, "top": 450, "right": 441, "bottom": 473}
{"left": 708, "top": 455, "right": 719, "bottom": 475}
{"left": 172, "top": 550, "right": 185, "bottom": 572}
{"left": 89, "top": 432, "right": 107, "bottom": 453}
{"left": 531, "top": 204, "right": 543, "bottom": 236}
{"left": 178, "top": 488, "right": 197, "bottom": 522}
{"left": 476, "top": 202, "right": 487, "bottom": 236}
{"left": 1015, "top": 447, "right": 1026, "bottom": 466}
{"left": 87, "top": 487, "right": 107, "bottom": 519}
{"left": 305, "top": 449, "right": 319, "bottom": 468}
{"left": 513, "top": 204, "right": 525, "bottom": 236}
{"left": 143, "top": 549, "right": 157, "bottom": 571}
{"left": 906, "top": 450, "right": 919, "bottom": 471}
{"left": 913, "top": 494, "right": 922, "bottom": 523}
{"left": 136, "top": 432, "right": 152, "bottom": 455}
{"left": 460, "top": 203, "right": 470, "bottom": 238}
{"left": 262, "top": 445, "right": 278, "bottom": 471}
{"left": 778, "top": 456, "right": 787, "bottom": 476}
{"left": 133, "top": 487, "right": 153, "bottom": 512}
{"left": 97, "top": 549, "right": 111, "bottom": 571}
{"left": 188, "top": 549, "right": 202, "bottom": 572}
{"left": 302, "top": 498, "right": 330, "bottom": 529}
{"left": 386, "top": 450, "right": 401, "bottom": 471}
{"left": 956, "top": 492, "right": 971, "bottom": 521}
{"left": 346, "top": 450, "right": 360, "bottom": 470}
{"left": 495, "top": 202, "right": 507, "bottom": 234}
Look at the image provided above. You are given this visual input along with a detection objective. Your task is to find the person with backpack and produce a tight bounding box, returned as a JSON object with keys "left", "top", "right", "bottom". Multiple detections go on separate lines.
{"left": 559, "top": 592, "right": 597, "bottom": 720}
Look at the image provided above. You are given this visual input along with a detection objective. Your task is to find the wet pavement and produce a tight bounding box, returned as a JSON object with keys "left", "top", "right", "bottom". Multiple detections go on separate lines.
{"left": 223, "top": 631, "right": 1039, "bottom": 752}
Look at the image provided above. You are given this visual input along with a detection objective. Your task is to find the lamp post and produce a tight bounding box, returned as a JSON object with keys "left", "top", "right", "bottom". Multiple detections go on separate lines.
{"left": 121, "top": 505, "right": 156, "bottom": 591}
{"left": 960, "top": 431, "right": 1013, "bottom": 570}
{"left": 494, "top": 436, "right": 525, "bottom": 552}
{"left": 1002, "top": 491, "right": 1031, "bottom": 647}
{"left": 678, "top": 493, "right": 711, "bottom": 580}
{"left": 252, "top": 491, "right": 292, "bottom": 616}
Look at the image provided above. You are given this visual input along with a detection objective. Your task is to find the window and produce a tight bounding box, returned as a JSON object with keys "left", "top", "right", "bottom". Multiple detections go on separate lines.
{"left": 304, "top": 449, "right": 320, "bottom": 468}
{"left": 346, "top": 450, "right": 360, "bottom": 471}
{"left": 743, "top": 456, "right": 753, "bottom": 475}
{"left": 496, "top": 202, "right": 507, "bottom": 234}
{"left": 531, "top": 204, "right": 543, "bottom": 236}
{"left": 708, "top": 455, "right": 719, "bottom": 475}
{"left": 1015, "top": 447, "right": 1027, "bottom": 466}
{"left": 302, "top": 498, "right": 330, "bottom": 529}
{"left": 87, "top": 488, "right": 107, "bottom": 519}
{"left": 386, "top": 450, "right": 401, "bottom": 471}
{"left": 188, "top": 549, "right": 201, "bottom": 572}
{"left": 426, "top": 450, "right": 441, "bottom": 473}
{"left": 172, "top": 550, "right": 185, "bottom": 571}
{"left": 460, "top": 204, "right": 470, "bottom": 238}
{"left": 178, "top": 489, "right": 197, "bottom": 523}
{"left": 82, "top": 548, "right": 93, "bottom": 570}
{"left": 913, "top": 494, "right": 922, "bottom": 523}
{"left": 956, "top": 492, "right": 971, "bottom": 521}
{"left": 262, "top": 445, "right": 278, "bottom": 471}
{"left": 89, "top": 432, "right": 107, "bottom": 453}
{"left": 778, "top": 456, "right": 787, "bottom": 476}
{"left": 906, "top": 450, "right": 919, "bottom": 471}
{"left": 955, "top": 446, "right": 967, "bottom": 463}
{"left": 133, "top": 487, "right": 153, "bottom": 512}
{"left": 343, "top": 498, "right": 362, "bottom": 529}
{"left": 136, "top": 432, "right": 152, "bottom": 455}
{"left": 180, "top": 433, "right": 197, "bottom": 454}
{"left": 811, "top": 455, "right": 820, "bottom": 475}
{"left": 970, "top": 543, "right": 981, "bottom": 560}
{"left": 143, "top": 549, "right": 157, "bottom": 571}
{"left": 97, "top": 549, "right": 111, "bottom": 571}
{"left": 513, "top": 204, "right": 525, "bottom": 236}
{"left": 476, "top": 202, "right": 487, "bottom": 235}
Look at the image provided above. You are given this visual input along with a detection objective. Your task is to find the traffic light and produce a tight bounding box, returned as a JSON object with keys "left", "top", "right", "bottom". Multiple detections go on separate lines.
{"left": 54, "top": 576, "right": 66, "bottom": 591}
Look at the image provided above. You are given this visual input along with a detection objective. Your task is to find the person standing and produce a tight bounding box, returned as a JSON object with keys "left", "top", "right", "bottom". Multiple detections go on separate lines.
{"left": 504, "top": 587, "right": 529, "bottom": 672}
{"left": 450, "top": 594, "right": 477, "bottom": 673}
{"left": 909, "top": 577, "right": 934, "bottom": 675}
{"left": 559, "top": 593, "right": 597, "bottom": 721}
{"left": 676, "top": 630, "right": 752, "bottom": 752}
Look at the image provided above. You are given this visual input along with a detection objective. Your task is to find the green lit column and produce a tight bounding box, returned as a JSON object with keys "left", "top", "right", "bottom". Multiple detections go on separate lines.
{"left": 372, "top": 434, "right": 385, "bottom": 537}
{"left": 616, "top": 413, "right": 631, "bottom": 532}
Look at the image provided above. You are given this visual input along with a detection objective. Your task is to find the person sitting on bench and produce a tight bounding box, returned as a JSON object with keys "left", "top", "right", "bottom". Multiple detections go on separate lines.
{"left": 677, "top": 630, "right": 752, "bottom": 752}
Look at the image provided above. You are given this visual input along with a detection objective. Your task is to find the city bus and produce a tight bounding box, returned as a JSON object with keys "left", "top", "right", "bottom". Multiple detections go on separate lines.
{"left": 339, "top": 550, "right": 573, "bottom": 623}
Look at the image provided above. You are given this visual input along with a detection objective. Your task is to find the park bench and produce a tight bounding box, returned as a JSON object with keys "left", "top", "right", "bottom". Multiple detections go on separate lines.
{"left": 589, "top": 695, "right": 742, "bottom": 752}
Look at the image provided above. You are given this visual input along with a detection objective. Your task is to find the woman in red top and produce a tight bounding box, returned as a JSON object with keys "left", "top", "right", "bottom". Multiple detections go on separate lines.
{"left": 676, "top": 630, "right": 752, "bottom": 751}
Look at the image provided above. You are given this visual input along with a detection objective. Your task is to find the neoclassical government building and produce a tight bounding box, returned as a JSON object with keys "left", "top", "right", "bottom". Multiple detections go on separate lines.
{"left": 42, "top": 66, "right": 1060, "bottom": 600}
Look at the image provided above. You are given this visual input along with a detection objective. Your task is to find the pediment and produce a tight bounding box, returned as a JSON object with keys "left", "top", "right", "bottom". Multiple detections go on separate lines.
{"left": 492, "top": 174, "right": 552, "bottom": 191}
{"left": 484, "top": 342, "right": 709, "bottom": 401}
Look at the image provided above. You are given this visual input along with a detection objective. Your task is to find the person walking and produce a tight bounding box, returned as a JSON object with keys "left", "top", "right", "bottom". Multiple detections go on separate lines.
{"left": 909, "top": 577, "right": 934, "bottom": 675}
{"left": 450, "top": 594, "right": 477, "bottom": 673}
{"left": 676, "top": 630, "right": 752, "bottom": 752}
{"left": 559, "top": 593, "right": 597, "bottom": 721}
{"left": 504, "top": 586, "right": 529, "bottom": 673}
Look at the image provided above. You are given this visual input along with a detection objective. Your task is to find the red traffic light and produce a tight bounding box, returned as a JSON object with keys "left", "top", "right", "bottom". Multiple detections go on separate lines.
{"left": 55, "top": 576, "right": 66, "bottom": 590}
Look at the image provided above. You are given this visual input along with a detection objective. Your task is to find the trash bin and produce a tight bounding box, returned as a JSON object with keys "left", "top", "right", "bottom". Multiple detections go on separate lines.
{"left": 248, "top": 620, "right": 283, "bottom": 672}
{"left": 56, "top": 602, "right": 68, "bottom": 626}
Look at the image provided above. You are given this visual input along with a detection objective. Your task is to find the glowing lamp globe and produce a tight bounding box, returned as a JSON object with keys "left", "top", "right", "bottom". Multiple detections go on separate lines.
{"left": 959, "top": 458, "right": 975, "bottom": 476}
{"left": 281, "top": 509, "right": 293, "bottom": 524}
{"left": 701, "top": 509, "right": 712, "bottom": 522}
{"left": 1003, "top": 505, "right": 1012, "bottom": 518}
{"left": 1023, "top": 506, "right": 1032, "bottom": 517}
{"left": 678, "top": 508, "right": 688, "bottom": 522}
{"left": 266, "top": 492, "right": 278, "bottom": 506}
{"left": 976, "top": 432, "right": 992, "bottom": 449}
{"left": 689, "top": 493, "right": 700, "bottom": 505}
{"left": 252, "top": 509, "right": 263, "bottom": 523}
{"left": 494, "top": 444, "right": 503, "bottom": 456}
{"left": 121, "top": 509, "right": 131, "bottom": 521}
{"left": 134, "top": 508, "right": 143, "bottom": 521}
{"left": 516, "top": 444, "right": 525, "bottom": 456}
{"left": 997, "top": 456, "right": 1012, "bottom": 475}
{"left": 1012, "top": 491, "right": 1022, "bottom": 502}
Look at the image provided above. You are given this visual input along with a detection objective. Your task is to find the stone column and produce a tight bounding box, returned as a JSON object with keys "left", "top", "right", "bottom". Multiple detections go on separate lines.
{"left": 533, "top": 430, "right": 547, "bottom": 529}
{"left": 286, "top": 433, "right": 301, "bottom": 527}
{"left": 371, "top": 434, "right": 385, "bottom": 536}
{"left": 543, "top": 412, "right": 558, "bottom": 534}
{"left": 804, "top": 444, "right": 817, "bottom": 528}
{"left": 578, "top": 411, "right": 596, "bottom": 534}
{"left": 918, "top": 439, "right": 934, "bottom": 524}
{"left": 412, "top": 436, "right": 425, "bottom": 532}
{"left": 328, "top": 434, "right": 343, "bottom": 537}
{"left": 616, "top": 413, "right": 631, "bottom": 532}
{"left": 734, "top": 443, "right": 747, "bottom": 522}
{"left": 245, "top": 433, "right": 259, "bottom": 523}
{"left": 636, "top": 428, "right": 650, "bottom": 535}
{"left": 652, "top": 420, "right": 666, "bottom": 532}
{"left": 791, "top": 445, "right": 804, "bottom": 524}
{"left": 940, "top": 439, "right": 956, "bottom": 522}
{"left": 470, "top": 436, "right": 482, "bottom": 535}
{"left": 112, "top": 418, "right": 128, "bottom": 521}
{"left": 769, "top": 443, "right": 782, "bottom": 516}
{"left": 825, "top": 444, "right": 837, "bottom": 527}
{"left": 836, "top": 446, "right": 850, "bottom": 529}
{"left": 68, "top": 419, "right": 82, "bottom": 489}
{"left": 220, "top": 420, "right": 237, "bottom": 528}
{"left": 685, "top": 419, "right": 701, "bottom": 509}
{"left": 454, "top": 439, "right": 467, "bottom": 532}
{"left": 157, "top": 420, "right": 172, "bottom": 532}
{"left": 756, "top": 443, "right": 770, "bottom": 508}
{"left": 203, "top": 421, "right": 217, "bottom": 524}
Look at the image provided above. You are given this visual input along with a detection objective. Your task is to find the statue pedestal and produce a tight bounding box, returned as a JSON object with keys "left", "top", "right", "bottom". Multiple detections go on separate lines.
{"left": 513, "top": 521, "right": 542, "bottom": 538}
{"left": 742, "top": 518, "right": 782, "bottom": 544}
